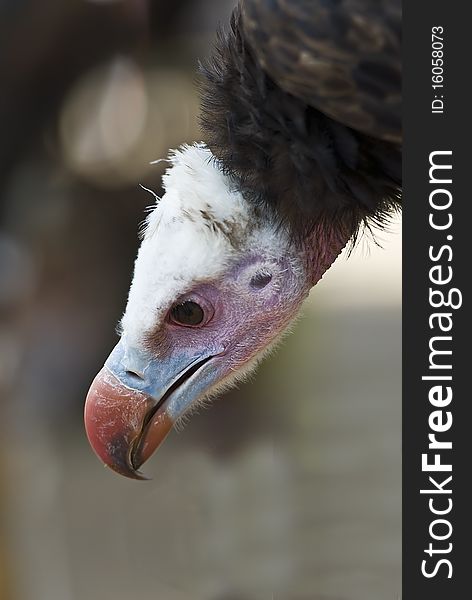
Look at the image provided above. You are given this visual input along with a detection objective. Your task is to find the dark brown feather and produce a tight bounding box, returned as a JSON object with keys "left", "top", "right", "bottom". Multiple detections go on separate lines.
{"left": 199, "top": 3, "right": 401, "bottom": 242}
{"left": 241, "top": 0, "right": 402, "bottom": 143}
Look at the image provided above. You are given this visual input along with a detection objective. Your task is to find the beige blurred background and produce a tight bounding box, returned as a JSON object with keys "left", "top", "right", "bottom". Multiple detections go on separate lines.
{"left": 0, "top": 1, "right": 401, "bottom": 599}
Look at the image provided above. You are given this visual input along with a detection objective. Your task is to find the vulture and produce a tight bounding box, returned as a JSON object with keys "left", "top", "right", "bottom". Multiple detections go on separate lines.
{"left": 84, "top": 0, "right": 401, "bottom": 479}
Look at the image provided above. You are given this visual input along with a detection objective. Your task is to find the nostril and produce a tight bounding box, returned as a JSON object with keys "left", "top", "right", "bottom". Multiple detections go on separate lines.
{"left": 125, "top": 369, "right": 145, "bottom": 381}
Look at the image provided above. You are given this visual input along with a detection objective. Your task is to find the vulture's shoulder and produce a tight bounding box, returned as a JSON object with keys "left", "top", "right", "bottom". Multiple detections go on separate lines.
{"left": 241, "top": 0, "right": 402, "bottom": 144}
{"left": 200, "top": 0, "right": 401, "bottom": 237}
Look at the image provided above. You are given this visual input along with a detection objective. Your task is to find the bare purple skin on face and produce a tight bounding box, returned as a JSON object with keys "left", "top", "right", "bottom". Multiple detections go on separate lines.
{"left": 144, "top": 252, "right": 310, "bottom": 379}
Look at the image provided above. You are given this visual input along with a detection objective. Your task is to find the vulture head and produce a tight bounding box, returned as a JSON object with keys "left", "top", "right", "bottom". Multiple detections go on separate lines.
{"left": 84, "top": 0, "right": 401, "bottom": 478}
{"left": 85, "top": 144, "right": 345, "bottom": 479}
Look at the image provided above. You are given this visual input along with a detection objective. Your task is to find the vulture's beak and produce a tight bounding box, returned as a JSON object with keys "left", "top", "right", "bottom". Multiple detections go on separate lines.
{"left": 84, "top": 340, "right": 216, "bottom": 479}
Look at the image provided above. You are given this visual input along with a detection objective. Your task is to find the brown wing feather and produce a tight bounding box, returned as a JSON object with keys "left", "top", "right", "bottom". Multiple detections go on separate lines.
{"left": 241, "top": 0, "right": 401, "bottom": 143}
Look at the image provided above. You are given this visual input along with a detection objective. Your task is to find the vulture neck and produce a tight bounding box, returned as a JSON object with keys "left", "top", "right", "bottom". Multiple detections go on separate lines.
{"left": 199, "top": 7, "right": 401, "bottom": 272}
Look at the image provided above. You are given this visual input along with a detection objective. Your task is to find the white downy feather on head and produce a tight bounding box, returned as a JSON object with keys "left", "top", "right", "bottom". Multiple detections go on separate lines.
{"left": 120, "top": 143, "right": 290, "bottom": 347}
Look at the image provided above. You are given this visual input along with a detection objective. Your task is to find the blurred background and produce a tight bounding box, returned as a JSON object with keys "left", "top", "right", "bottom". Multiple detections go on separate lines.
{"left": 0, "top": 1, "right": 401, "bottom": 599}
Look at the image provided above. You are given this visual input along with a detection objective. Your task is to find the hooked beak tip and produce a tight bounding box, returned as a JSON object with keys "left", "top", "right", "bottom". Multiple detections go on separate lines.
{"left": 102, "top": 434, "right": 150, "bottom": 481}
{"left": 84, "top": 367, "right": 172, "bottom": 480}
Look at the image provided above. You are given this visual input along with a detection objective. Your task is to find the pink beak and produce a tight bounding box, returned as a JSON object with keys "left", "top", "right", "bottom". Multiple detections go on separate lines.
{"left": 84, "top": 367, "right": 173, "bottom": 480}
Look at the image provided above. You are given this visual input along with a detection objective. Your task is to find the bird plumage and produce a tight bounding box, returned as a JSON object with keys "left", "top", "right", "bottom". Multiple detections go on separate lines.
{"left": 242, "top": 0, "right": 402, "bottom": 143}
{"left": 200, "top": 0, "right": 401, "bottom": 243}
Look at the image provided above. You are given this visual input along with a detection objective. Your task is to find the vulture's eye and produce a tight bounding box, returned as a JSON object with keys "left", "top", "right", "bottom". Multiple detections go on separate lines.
{"left": 170, "top": 301, "right": 205, "bottom": 327}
